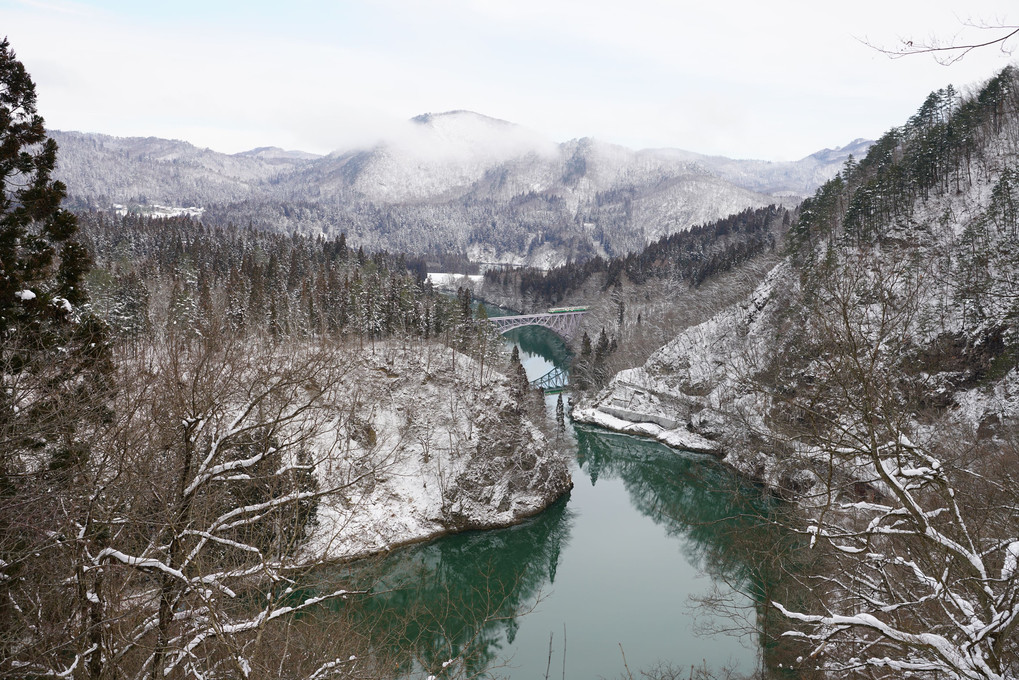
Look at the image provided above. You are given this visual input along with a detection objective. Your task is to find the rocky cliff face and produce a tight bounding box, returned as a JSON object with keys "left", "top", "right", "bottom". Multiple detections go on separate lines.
{"left": 307, "top": 340, "right": 572, "bottom": 561}
{"left": 572, "top": 263, "right": 784, "bottom": 476}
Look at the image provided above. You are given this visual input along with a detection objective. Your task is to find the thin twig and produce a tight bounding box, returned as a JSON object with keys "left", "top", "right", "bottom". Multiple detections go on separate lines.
{"left": 561, "top": 623, "right": 567, "bottom": 680}
{"left": 544, "top": 632, "right": 554, "bottom": 680}
{"left": 618, "top": 643, "right": 633, "bottom": 680}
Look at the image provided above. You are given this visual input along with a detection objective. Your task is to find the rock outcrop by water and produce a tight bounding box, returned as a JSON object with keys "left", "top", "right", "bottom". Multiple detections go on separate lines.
{"left": 571, "top": 264, "right": 784, "bottom": 482}
{"left": 306, "top": 341, "right": 572, "bottom": 561}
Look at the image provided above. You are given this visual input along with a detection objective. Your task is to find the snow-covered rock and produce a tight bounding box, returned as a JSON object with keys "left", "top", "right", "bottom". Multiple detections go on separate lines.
{"left": 572, "top": 263, "right": 787, "bottom": 476}
{"left": 306, "top": 341, "right": 572, "bottom": 561}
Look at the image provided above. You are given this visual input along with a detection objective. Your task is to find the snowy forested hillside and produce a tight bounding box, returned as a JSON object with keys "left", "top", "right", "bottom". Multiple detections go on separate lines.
{"left": 575, "top": 66, "right": 1019, "bottom": 679}
{"left": 53, "top": 111, "right": 865, "bottom": 265}
{"left": 5, "top": 204, "right": 572, "bottom": 678}
{"left": 657, "top": 137, "right": 874, "bottom": 196}
{"left": 50, "top": 130, "right": 319, "bottom": 206}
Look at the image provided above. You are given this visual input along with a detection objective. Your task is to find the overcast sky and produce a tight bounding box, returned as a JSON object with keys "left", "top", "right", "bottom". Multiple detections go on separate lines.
{"left": 3, "top": 0, "right": 1017, "bottom": 160}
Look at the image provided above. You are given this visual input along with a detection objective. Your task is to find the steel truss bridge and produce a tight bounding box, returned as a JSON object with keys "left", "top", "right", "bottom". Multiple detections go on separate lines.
{"left": 486, "top": 310, "right": 586, "bottom": 340}
{"left": 531, "top": 365, "right": 569, "bottom": 393}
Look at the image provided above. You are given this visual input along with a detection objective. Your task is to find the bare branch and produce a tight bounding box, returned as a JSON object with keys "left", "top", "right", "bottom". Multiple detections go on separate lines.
{"left": 861, "top": 22, "right": 1019, "bottom": 65}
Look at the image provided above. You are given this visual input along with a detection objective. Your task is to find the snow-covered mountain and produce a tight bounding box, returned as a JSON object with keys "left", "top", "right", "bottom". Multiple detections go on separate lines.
{"left": 657, "top": 137, "right": 874, "bottom": 196}
{"left": 52, "top": 112, "right": 867, "bottom": 264}
{"left": 51, "top": 131, "right": 321, "bottom": 207}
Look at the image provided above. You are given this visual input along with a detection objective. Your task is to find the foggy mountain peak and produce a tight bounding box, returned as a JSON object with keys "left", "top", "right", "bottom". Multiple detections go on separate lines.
{"left": 410, "top": 109, "right": 514, "bottom": 128}
{"left": 387, "top": 109, "right": 559, "bottom": 163}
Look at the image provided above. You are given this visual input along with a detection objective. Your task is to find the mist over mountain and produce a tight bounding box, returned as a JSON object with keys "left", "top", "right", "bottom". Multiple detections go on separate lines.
{"left": 53, "top": 111, "right": 869, "bottom": 266}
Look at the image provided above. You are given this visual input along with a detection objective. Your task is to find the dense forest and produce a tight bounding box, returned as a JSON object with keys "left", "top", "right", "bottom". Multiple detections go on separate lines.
{"left": 76, "top": 212, "right": 485, "bottom": 346}
{"left": 483, "top": 204, "right": 789, "bottom": 304}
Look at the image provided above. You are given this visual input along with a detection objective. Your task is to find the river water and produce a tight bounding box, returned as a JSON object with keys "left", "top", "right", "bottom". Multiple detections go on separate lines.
{"left": 337, "top": 316, "right": 784, "bottom": 679}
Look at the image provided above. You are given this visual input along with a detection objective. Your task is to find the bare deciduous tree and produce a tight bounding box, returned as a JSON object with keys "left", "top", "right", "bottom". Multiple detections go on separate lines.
{"left": 3, "top": 330, "right": 395, "bottom": 680}
{"left": 762, "top": 249, "right": 1019, "bottom": 679}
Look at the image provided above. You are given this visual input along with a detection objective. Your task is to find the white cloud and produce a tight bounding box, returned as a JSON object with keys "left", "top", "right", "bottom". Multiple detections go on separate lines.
{"left": 2, "top": 0, "right": 1017, "bottom": 159}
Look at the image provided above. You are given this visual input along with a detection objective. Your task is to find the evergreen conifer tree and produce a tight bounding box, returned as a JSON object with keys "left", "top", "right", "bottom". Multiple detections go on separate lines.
{"left": 0, "top": 37, "right": 110, "bottom": 471}
{"left": 0, "top": 38, "right": 89, "bottom": 334}
{"left": 555, "top": 393, "right": 565, "bottom": 434}
{"left": 1, "top": 37, "right": 112, "bottom": 676}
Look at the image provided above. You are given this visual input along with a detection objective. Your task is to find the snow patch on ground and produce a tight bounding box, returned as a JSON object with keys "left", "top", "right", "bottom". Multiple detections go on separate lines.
{"left": 571, "top": 404, "right": 717, "bottom": 453}
{"left": 572, "top": 263, "right": 786, "bottom": 467}
{"left": 113, "top": 203, "right": 205, "bottom": 219}
{"left": 426, "top": 272, "right": 484, "bottom": 290}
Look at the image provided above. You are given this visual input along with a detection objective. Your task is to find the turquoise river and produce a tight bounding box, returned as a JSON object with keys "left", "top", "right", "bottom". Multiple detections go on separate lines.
{"left": 327, "top": 311, "right": 792, "bottom": 679}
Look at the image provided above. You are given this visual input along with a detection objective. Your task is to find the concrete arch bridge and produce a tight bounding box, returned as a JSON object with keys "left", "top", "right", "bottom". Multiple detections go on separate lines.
{"left": 485, "top": 306, "right": 588, "bottom": 340}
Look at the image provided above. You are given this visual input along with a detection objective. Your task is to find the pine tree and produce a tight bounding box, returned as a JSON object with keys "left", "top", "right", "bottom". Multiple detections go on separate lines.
{"left": 508, "top": 344, "right": 530, "bottom": 409}
{"left": 555, "top": 393, "right": 565, "bottom": 434}
{"left": 0, "top": 38, "right": 90, "bottom": 334}
{"left": 0, "top": 38, "right": 113, "bottom": 677}
{"left": 0, "top": 37, "right": 110, "bottom": 470}
{"left": 580, "top": 332, "right": 592, "bottom": 359}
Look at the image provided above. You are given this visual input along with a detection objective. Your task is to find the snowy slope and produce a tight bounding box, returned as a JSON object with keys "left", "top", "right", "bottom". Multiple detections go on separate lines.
{"left": 573, "top": 69, "right": 1019, "bottom": 488}
{"left": 51, "top": 130, "right": 319, "bottom": 206}
{"left": 657, "top": 138, "right": 873, "bottom": 197}
{"left": 572, "top": 263, "right": 782, "bottom": 446}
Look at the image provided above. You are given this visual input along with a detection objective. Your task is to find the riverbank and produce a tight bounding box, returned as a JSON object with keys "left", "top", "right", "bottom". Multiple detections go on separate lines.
{"left": 568, "top": 264, "right": 795, "bottom": 489}
{"left": 351, "top": 345, "right": 772, "bottom": 680}
{"left": 571, "top": 395, "right": 719, "bottom": 454}
{"left": 325, "top": 318, "right": 797, "bottom": 679}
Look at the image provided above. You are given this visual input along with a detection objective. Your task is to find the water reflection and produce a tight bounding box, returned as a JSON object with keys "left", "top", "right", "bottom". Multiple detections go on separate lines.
{"left": 478, "top": 301, "right": 573, "bottom": 372}
{"left": 327, "top": 427, "right": 793, "bottom": 679}
{"left": 576, "top": 426, "right": 775, "bottom": 581}
{"left": 320, "top": 314, "right": 798, "bottom": 678}
{"left": 500, "top": 325, "right": 572, "bottom": 371}
{"left": 576, "top": 426, "right": 807, "bottom": 677}
{"left": 337, "top": 497, "right": 574, "bottom": 678}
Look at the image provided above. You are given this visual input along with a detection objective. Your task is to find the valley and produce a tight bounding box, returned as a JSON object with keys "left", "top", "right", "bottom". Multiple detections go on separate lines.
{"left": 4, "top": 22, "right": 1019, "bottom": 679}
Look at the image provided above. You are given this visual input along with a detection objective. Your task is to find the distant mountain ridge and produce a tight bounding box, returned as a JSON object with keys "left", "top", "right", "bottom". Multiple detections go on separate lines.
{"left": 653, "top": 138, "right": 874, "bottom": 196}
{"left": 52, "top": 112, "right": 870, "bottom": 265}
{"left": 235, "top": 146, "right": 323, "bottom": 161}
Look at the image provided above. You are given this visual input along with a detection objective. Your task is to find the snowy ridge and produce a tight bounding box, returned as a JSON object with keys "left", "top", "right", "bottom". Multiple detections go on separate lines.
{"left": 654, "top": 138, "right": 873, "bottom": 196}
{"left": 51, "top": 130, "right": 317, "bottom": 207}
{"left": 52, "top": 114, "right": 864, "bottom": 264}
